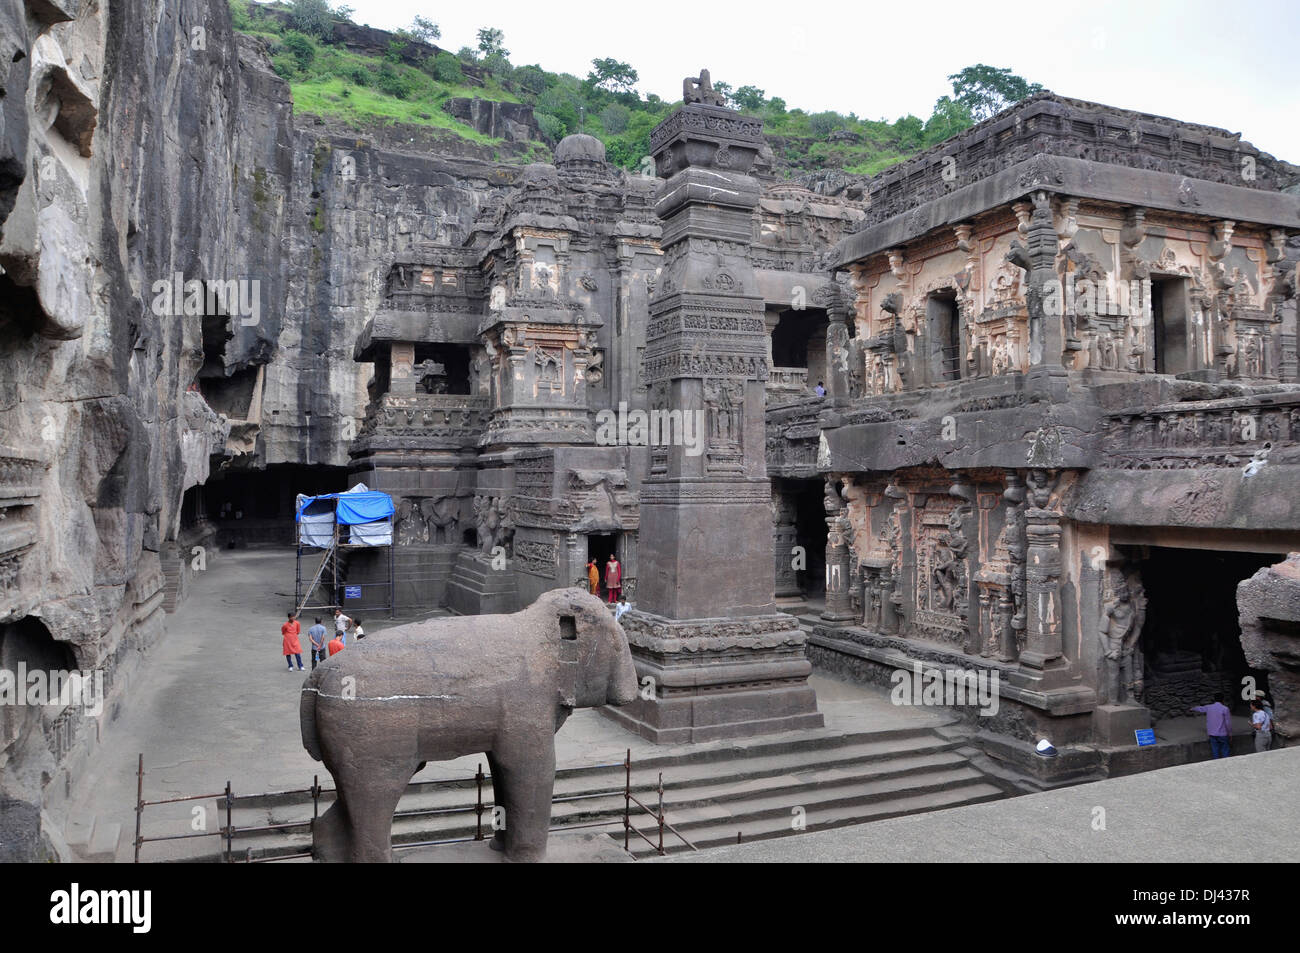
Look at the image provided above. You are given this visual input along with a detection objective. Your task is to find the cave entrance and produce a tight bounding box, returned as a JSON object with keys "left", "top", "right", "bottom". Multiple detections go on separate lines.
{"left": 586, "top": 532, "right": 622, "bottom": 598}
{"left": 413, "top": 343, "right": 471, "bottom": 395}
{"left": 771, "top": 307, "right": 828, "bottom": 391}
{"left": 1129, "top": 545, "right": 1276, "bottom": 720}
{"left": 204, "top": 463, "right": 348, "bottom": 548}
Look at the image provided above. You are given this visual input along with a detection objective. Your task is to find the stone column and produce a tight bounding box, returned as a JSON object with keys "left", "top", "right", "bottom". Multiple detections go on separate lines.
{"left": 605, "top": 90, "right": 822, "bottom": 743}
{"left": 824, "top": 285, "right": 852, "bottom": 400}
{"left": 1018, "top": 469, "right": 1068, "bottom": 675}
{"left": 822, "top": 478, "right": 855, "bottom": 622}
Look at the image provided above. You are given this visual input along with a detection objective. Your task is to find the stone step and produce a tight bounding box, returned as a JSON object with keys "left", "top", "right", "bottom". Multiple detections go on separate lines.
{"left": 63, "top": 813, "right": 94, "bottom": 850}
{"left": 229, "top": 730, "right": 960, "bottom": 841}
{"left": 626, "top": 781, "right": 1008, "bottom": 856}
{"left": 384, "top": 750, "right": 980, "bottom": 844}
{"left": 182, "top": 727, "right": 1006, "bottom": 861}
{"left": 223, "top": 725, "right": 946, "bottom": 813}
{"left": 85, "top": 819, "right": 123, "bottom": 863}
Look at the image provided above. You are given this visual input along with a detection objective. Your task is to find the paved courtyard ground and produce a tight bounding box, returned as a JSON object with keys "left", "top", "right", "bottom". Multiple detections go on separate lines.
{"left": 64, "top": 547, "right": 942, "bottom": 860}
{"left": 664, "top": 746, "right": 1300, "bottom": 863}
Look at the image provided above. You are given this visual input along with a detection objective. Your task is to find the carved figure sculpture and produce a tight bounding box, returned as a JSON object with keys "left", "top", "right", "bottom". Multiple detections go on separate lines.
{"left": 300, "top": 588, "right": 638, "bottom": 862}
{"left": 1099, "top": 571, "right": 1144, "bottom": 704}
{"left": 683, "top": 69, "right": 727, "bottom": 106}
{"left": 419, "top": 495, "right": 459, "bottom": 544}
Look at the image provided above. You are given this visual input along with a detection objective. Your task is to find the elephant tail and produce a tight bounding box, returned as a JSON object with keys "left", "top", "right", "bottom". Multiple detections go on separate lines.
{"left": 300, "top": 665, "right": 324, "bottom": 762}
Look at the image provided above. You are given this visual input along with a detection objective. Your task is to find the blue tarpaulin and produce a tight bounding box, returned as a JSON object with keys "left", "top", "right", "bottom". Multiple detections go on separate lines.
{"left": 295, "top": 485, "right": 395, "bottom": 547}
{"left": 294, "top": 486, "right": 395, "bottom": 525}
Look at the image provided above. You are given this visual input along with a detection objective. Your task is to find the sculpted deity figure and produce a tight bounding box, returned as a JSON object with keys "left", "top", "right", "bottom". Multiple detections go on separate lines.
{"left": 1099, "top": 571, "right": 1145, "bottom": 704}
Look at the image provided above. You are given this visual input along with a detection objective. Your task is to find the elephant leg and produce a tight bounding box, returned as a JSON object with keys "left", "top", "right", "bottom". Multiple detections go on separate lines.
{"left": 311, "top": 798, "right": 350, "bottom": 863}
{"left": 336, "top": 760, "right": 412, "bottom": 863}
{"left": 492, "top": 732, "right": 557, "bottom": 863}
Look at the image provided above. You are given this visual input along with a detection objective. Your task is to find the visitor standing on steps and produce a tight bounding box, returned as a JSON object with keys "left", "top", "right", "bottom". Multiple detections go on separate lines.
{"left": 281, "top": 611, "right": 304, "bottom": 672}
{"left": 587, "top": 558, "right": 600, "bottom": 595}
{"left": 307, "top": 616, "right": 328, "bottom": 669}
{"left": 1191, "top": 692, "right": 1232, "bottom": 758}
{"left": 604, "top": 554, "right": 622, "bottom": 604}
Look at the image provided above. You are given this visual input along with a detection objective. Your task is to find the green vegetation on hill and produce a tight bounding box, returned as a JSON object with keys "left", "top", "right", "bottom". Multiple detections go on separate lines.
{"left": 232, "top": 1, "right": 1040, "bottom": 176}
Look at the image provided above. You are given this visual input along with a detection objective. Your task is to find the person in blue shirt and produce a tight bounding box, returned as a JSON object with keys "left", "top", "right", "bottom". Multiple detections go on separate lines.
{"left": 307, "top": 617, "right": 329, "bottom": 669}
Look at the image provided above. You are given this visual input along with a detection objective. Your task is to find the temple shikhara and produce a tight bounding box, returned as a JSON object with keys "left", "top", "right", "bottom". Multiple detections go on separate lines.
{"left": 2, "top": 0, "right": 1298, "bottom": 863}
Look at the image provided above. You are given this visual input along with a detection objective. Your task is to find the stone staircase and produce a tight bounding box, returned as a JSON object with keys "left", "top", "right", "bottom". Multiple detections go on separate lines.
{"left": 185, "top": 725, "right": 1010, "bottom": 862}
{"left": 64, "top": 812, "right": 124, "bottom": 863}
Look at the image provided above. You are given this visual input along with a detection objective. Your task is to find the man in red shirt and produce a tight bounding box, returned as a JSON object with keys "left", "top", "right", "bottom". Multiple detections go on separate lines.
{"left": 281, "top": 611, "right": 304, "bottom": 671}
{"left": 327, "top": 634, "right": 344, "bottom": 657}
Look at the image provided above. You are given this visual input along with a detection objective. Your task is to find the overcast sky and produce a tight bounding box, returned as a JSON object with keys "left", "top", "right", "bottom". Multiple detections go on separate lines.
{"left": 318, "top": 0, "right": 1300, "bottom": 161}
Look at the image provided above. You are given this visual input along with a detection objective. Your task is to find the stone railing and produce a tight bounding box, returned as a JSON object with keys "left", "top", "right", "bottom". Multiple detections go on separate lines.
{"left": 360, "top": 393, "right": 490, "bottom": 440}
{"left": 766, "top": 366, "right": 811, "bottom": 399}
{"left": 1101, "top": 391, "right": 1300, "bottom": 469}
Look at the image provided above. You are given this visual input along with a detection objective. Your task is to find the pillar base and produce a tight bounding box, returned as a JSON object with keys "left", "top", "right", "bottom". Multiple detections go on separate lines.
{"left": 1092, "top": 704, "right": 1152, "bottom": 745}
{"left": 602, "top": 609, "right": 824, "bottom": 743}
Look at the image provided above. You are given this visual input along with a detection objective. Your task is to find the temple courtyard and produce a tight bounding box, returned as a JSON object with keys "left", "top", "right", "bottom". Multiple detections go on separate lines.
{"left": 56, "top": 547, "right": 1273, "bottom": 863}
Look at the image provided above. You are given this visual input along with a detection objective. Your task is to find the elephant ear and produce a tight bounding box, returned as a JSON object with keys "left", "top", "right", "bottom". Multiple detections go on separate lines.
{"left": 556, "top": 611, "right": 579, "bottom": 709}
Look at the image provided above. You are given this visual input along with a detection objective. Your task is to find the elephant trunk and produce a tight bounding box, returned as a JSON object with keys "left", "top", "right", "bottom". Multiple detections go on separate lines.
{"left": 607, "top": 645, "right": 639, "bottom": 706}
{"left": 300, "top": 666, "right": 324, "bottom": 761}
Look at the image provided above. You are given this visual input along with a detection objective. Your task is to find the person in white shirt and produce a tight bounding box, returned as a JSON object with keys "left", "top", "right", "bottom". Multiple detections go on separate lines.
{"left": 333, "top": 607, "right": 352, "bottom": 647}
{"left": 1251, "top": 699, "right": 1273, "bottom": 753}
{"left": 613, "top": 599, "right": 630, "bottom": 622}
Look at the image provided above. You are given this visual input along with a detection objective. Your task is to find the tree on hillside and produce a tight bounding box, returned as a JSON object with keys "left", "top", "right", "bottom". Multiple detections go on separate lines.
{"left": 923, "top": 95, "right": 974, "bottom": 145}
{"left": 477, "top": 27, "right": 509, "bottom": 59}
{"left": 732, "top": 86, "right": 765, "bottom": 111}
{"left": 409, "top": 15, "right": 440, "bottom": 42}
{"left": 587, "top": 58, "right": 639, "bottom": 94}
{"left": 809, "top": 111, "right": 845, "bottom": 137}
{"left": 288, "top": 0, "right": 351, "bottom": 37}
{"left": 947, "top": 65, "right": 1042, "bottom": 123}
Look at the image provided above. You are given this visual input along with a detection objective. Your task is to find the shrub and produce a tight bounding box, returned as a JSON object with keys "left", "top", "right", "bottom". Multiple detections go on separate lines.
{"left": 600, "top": 103, "right": 630, "bottom": 135}
{"left": 535, "top": 112, "right": 565, "bottom": 143}
{"left": 376, "top": 63, "right": 411, "bottom": 99}
{"left": 809, "top": 111, "right": 845, "bottom": 137}
{"left": 281, "top": 32, "right": 316, "bottom": 71}
{"left": 430, "top": 52, "right": 463, "bottom": 84}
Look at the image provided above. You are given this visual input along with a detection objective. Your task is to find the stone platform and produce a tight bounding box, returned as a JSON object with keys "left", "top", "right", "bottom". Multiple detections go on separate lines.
{"left": 659, "top": 747, "right": 1300, "bottom": 863}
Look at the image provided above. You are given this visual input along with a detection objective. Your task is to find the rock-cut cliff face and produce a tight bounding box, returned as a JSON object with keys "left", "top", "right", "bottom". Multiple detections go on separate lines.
{"left": 0, "top": 0, "right": 526, "bottom": 859}
{"left": 0, "top": 0, "right": 253, "bottom": 860}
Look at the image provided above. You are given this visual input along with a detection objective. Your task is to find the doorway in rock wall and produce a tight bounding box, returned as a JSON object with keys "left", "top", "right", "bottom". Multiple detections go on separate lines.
{"left": 587, "top": 532, "right": 621, "bottom": 599}
{"left": 1130, "top": 546, "right": 1276, "bottom": 720}
{"left": 789, "top": 480, "right": 829, "bottom": 601}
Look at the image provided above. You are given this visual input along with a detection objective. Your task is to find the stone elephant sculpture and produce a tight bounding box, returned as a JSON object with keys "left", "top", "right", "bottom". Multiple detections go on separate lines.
{"left": 300, "top": 588, "right": 637, "bottom": 862}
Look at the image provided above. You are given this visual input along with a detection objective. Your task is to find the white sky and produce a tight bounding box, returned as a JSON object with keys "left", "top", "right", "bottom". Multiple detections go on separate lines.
{"left": 307, "top": 0, "right": 1300, "bottom": 162}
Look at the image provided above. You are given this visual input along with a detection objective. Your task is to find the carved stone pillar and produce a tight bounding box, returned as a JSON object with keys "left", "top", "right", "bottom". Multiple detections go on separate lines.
{"left": 1008, "top": 191, "right": 1065, "bottom": 370}
{"left": 1019, "top": 469, "right": 1067, "bottom": 673}
{"left": 390, "top": 342, "right": 416, "bottom": 394}
{"left": 609, "top": 93, "right": 822, "bottom": 742}
{"left": 824, "top": 285, "right": 851, "bottom": 400}
{"left": 822, "top": 477, "right": 855, "bottom": 622}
